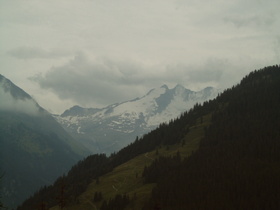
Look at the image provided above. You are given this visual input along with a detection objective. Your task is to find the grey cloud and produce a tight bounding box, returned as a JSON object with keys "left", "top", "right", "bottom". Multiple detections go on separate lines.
{"left": 163, "top": 58, "right": 258, "bottom": 92}
{"left": 165, "top": 59, "right": 230, "bottom": 85}
{"left": 223, "top": 14, "right": 276, "bottom": 28}
{"left": 7, "top": 46, "right": 71, "bottom": 59}
{"left": 273, "top": 36, "right": 280, "bottom": 61}
{"left": 0, "top": 86, "right": 40, "bottom": 115}
{"left": 30, "top": 53, "right": 151, "bottom": 107}
{"left": 188, "top": 69, "right": 222, "bottom": 84}
{"left": 30, "top": 53, "right": 237, "bottom": 108}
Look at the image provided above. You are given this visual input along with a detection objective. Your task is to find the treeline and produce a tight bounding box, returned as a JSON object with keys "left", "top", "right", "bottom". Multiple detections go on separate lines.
{"left": 143, "top": 65, "right": 280, "bottom": 209}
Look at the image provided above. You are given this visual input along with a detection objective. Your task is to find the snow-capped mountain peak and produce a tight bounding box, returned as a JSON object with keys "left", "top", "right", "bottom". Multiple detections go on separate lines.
{"left": 54, "top": 84, "right": 219, "bottom": 154}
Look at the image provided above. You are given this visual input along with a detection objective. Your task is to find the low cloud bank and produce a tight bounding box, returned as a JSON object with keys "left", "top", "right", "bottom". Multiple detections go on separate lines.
{"left": 0, "top": 85, "right": 40, "bottom": 116}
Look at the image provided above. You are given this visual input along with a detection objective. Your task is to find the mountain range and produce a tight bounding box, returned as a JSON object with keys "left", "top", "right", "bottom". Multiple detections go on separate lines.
{"left": 0, "top": 75, "right": 89, "bottom": 208}
{"left": 0, "top": 74, "right": 217, "bottom": 208}
{"left": 18, "top": 65, "right": 280, "bottom": 210}
{"left": 54, "top": 84, "right": 219, "bottom": 154}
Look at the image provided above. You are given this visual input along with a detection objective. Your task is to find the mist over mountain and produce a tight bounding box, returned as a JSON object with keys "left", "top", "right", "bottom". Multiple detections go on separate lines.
{"left": 0, "top": 75, "right": 41, "bottom": 115}
{"left": 0, "top": 75, "right": 89, "bottom": 208}
{"left": 55, "top": 84, "right": 219, "bottom": 154}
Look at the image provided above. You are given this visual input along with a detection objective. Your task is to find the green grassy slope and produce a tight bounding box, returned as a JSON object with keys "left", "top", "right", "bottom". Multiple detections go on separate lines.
{"left": 49, "top": 113, "right": 212, "bottom": 210}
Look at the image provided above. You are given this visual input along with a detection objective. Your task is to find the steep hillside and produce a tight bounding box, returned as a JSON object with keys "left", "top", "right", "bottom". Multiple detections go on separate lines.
{"left": 0, "top": 75, "right": 90, "bottom": 208}
{"left": 51, "top": 113, "right": 211, "bottom": 210}
{"left": 55, "top": 85, "right": 218, "bottom": 154}
{"left": 18, "top": 65, "right": 280, "bottom": 210}
{"left": 145, "top": 65, "right": 280, "bottom": 209}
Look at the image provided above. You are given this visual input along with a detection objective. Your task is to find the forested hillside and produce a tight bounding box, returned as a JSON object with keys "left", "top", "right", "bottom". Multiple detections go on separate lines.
{"left": 18, "top": 65, "right": 280, "bottom": 210}
{"left": 144, "top": 65, "right": 280, "bottom": 209}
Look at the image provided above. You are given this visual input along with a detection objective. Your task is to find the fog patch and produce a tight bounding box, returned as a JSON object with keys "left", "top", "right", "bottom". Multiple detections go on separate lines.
{"left": 0, "top": 87, "right": 40, "bottom": 116}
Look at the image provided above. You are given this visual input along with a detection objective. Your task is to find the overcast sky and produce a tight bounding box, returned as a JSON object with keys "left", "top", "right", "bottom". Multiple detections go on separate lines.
{"left": 1, "top": 0, "right": 279, "bottom": 114}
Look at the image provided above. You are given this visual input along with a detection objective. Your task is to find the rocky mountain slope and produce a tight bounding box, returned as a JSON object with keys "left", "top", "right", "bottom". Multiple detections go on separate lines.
{"left": 0, "top": 75, "right": 89, "bottom": 208}
{"left": 54, "top": 84, "right": 218, "bottom": 154}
